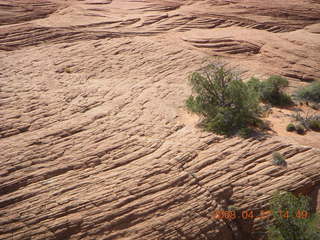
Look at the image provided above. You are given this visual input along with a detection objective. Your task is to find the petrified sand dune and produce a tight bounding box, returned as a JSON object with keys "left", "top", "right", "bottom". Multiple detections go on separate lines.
{"left": 0, "top": 0, "right": 320, "bottom": 239}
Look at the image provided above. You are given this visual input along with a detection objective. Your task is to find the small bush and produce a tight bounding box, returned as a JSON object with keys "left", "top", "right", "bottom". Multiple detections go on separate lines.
{"left": 267, "top": 191, "right": 320, "bottom": 240}
{"left": 296, "top": 81, "right": 320, "bottom": 103}
{"left": 272, "top": 152, "right": 287, "bottom": 166}
{"left": 309, "top": 120, "right": 320, "bottom": 131}
{"left": 296, "top": 124, "right": 306, "bottom": 135}
{"left": 186, "top": 63, "right": 262, "bottom": 136}
{"left": 286, "top": 123, "right": 296, "bottom": 132}
{"left": 247, "top": 76, "right": 293, "bottom": 107}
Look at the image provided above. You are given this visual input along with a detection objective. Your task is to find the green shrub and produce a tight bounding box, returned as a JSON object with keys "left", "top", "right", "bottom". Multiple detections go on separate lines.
{"left": 276, "top": 93, "right": 294, "bottom": 106}
{"left": 267, "top": 191, "right": 320, "bottom": 240}
{"left": 272, "top": 152, "right": 286, "bottom": 166}
{"left": 309, "top": 120, "right": 320, "bottom": 131}
{"left": 295, "top": 82, "right": 320, "bottom": 103}
{"left": 186, "top": 63, "right": 261, "bottom": 136}
{"left": 286, "top": 123, "right": 296, "bottom": 132}
{"left": 238, "top": 127, "right": 254, "bottom": 138}
{"left": 247, "top": 76, "right": 293, "bottom": 106}
{"left": 296, "top": 124, "right": 306, "bottom": 135}
{"left": 247, "top": 77, "right": 262, "bottom": 92}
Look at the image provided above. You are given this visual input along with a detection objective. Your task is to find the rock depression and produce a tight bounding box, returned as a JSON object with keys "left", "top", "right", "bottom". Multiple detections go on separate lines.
{"left": 0, "top": 0, "right": 320, "bottom": 239}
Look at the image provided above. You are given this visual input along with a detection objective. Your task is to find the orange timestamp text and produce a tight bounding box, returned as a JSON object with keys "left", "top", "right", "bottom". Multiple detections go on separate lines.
{"left": 212, "top": 209, "right": 309, "bottom": 220}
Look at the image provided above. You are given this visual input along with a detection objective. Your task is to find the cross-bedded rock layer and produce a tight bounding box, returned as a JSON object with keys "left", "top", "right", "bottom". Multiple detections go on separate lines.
{"left": 0, "top": 1, "right": 320, "bottom": 239}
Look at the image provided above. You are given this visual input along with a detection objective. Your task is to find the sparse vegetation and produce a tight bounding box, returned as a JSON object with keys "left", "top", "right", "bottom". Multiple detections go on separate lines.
{"left": 272, "top": 152, "right": 286, "bottom": 166}
{"left": 295, "top": 81, "right": 320, "bottom": 103}
{"left": 291, "top": 111, "right": 320, "bottom": 132}
{"left": 267, "top": 191, "right": 320, "bottom": 240}
{"left": 186, "top": 62, "right": 318, "bottom": 137}
{"left": 309, "top": 120, "right": 320, "bottom": 131}
{"left": 286, "top": 123, "right": 296, "bottom": 132}
{"left": 247, "top": 76, "right": 293, "bottom": 106}
{"left": 186, "top": 63, "right": 262, "bottom": 136}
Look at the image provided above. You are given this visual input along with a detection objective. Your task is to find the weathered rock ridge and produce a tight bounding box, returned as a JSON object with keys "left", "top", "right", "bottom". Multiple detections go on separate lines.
{"left": 0, "top": 0, "right": 320, "bottom": 239}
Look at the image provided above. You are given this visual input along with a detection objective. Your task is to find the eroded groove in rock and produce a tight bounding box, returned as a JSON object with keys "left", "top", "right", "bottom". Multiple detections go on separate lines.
{"left": 0, "top": 0, "right": 58, "bottom": 26}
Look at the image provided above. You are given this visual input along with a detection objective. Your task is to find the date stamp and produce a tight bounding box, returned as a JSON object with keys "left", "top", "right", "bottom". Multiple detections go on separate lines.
{"left": 212, "top": 209, "right": 309, "bottom": 220}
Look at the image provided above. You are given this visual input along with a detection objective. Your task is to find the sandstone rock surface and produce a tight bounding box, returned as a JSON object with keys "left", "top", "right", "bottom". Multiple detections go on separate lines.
{"left": 0, "top": 0, "right": 320, "bottom": 239}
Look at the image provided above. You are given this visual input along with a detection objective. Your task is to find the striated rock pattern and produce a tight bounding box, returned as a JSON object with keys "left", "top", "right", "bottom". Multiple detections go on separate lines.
{"left": 0, "top": 0, "right": 320, "bottom": 239}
